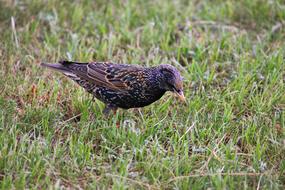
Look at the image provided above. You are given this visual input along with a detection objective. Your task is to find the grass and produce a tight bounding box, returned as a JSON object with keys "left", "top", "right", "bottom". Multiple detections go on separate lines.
{"left": 0, "top": 0, "right": 285, "bottom": 189}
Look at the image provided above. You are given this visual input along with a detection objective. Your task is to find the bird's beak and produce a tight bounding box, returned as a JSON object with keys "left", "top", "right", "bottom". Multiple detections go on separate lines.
{"left": 175, "top": 90, "right": 186, "bottom": 102}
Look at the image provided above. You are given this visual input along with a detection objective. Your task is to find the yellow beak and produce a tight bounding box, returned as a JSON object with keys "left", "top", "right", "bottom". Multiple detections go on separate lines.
{"left": 175, "top": 90, "right": 186, "bottom": 102}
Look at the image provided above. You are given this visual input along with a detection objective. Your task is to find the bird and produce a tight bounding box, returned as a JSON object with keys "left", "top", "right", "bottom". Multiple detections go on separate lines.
{"left": 41, "top": 61, "right": 185, "bottom": 115}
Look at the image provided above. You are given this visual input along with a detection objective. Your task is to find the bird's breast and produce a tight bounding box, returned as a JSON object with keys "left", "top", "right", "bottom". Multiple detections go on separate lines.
{"left": 121, "top": 88, "right": 166, "bottom": 108}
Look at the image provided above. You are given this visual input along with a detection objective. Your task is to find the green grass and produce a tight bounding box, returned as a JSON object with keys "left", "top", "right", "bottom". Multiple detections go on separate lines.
{"left": 1, "top": 0, "right": 285, "bottom": 189}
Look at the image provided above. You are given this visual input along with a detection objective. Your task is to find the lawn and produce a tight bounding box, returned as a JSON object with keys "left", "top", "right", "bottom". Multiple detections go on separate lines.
{"left": 0, "top": 0, "right": 285, "bottom": 189}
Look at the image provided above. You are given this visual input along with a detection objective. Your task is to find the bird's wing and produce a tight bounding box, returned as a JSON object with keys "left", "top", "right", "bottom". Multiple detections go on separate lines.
{"left": 87, "top": 62, "right": 142, "bottom": 92}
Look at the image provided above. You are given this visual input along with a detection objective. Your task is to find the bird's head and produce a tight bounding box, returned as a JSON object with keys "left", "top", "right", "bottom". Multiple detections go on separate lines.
{"left": 158, "top": 64, "right": 185, "bottom": 102}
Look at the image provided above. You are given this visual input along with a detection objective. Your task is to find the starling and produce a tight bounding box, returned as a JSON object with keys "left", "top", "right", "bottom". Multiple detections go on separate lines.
{"left": 41, "top": 61, "right": 185, "bottom": 114}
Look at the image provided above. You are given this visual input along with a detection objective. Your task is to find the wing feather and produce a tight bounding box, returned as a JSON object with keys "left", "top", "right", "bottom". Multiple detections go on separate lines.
{"left": 87, "top": 62, "right": 141, "bottom": 91}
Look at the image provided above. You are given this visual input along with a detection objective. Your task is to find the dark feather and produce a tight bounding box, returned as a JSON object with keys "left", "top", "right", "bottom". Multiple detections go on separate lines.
{"left": 41, "top": 60, "right": 184, "bottom": 114}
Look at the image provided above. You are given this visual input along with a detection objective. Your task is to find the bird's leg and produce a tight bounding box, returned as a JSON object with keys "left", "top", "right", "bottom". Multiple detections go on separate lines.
{"left": 103, "top": 105, "right": 118, "bottom": 116}
{"left": 103, "top": 106, "right": 112, "bottom": 115}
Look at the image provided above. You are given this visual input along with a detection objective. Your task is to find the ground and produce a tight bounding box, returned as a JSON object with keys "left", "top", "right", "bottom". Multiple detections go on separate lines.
{"left": 0, "top": 0, "right": 285, "bottom": 189}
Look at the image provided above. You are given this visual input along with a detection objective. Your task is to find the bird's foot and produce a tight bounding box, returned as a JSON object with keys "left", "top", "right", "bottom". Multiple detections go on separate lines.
{"left": 103, "top": 105, "right": 118, "bottom": 116}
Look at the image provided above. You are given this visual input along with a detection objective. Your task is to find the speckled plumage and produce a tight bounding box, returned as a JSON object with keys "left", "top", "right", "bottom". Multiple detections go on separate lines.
{"left": 41, "top": 61, "right": 185, "bottom": 114}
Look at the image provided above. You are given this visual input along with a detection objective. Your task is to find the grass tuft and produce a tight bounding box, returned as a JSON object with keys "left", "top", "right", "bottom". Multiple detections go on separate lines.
{"left": 1, "top": 0, "right": 285, "bottom": 189}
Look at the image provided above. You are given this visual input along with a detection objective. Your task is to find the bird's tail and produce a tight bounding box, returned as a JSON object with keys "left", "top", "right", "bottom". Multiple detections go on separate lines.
{"left": 41, "top": 62, "right": 70, "bottom": 73}
{"left": 41, "top": 60, "right": 87, "bottom": 75}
